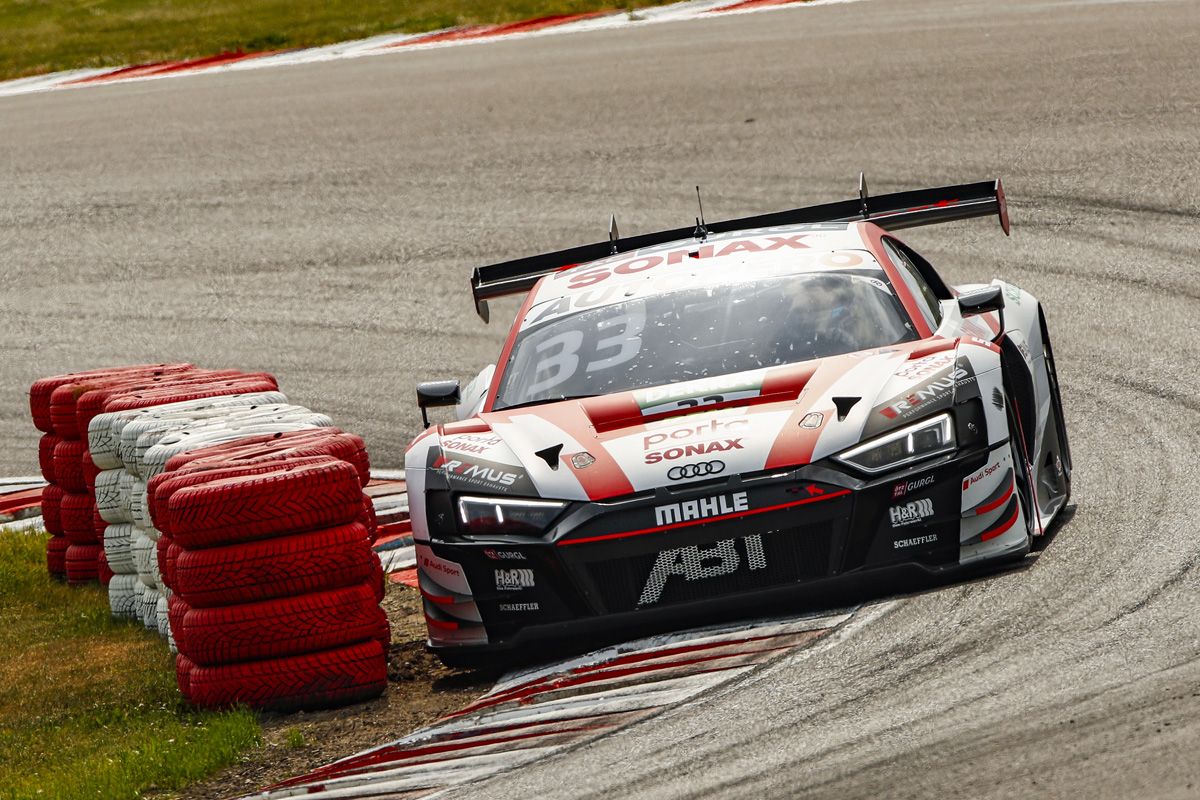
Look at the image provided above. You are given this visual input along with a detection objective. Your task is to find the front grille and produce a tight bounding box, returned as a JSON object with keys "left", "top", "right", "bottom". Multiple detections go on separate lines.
{"left": 585, "top": 522, "right": 834, "bottom": 613}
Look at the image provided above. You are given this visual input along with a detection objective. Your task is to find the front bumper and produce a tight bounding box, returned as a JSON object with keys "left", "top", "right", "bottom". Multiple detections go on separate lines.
{"left": 417, "top": 444, "right": 1025, "bottom": 662}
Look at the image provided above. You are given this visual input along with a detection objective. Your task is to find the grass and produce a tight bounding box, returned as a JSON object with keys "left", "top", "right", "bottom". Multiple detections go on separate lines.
{"left": 0, "top": 0, "right": 672, "bottom": 81}
{"left": 0, "top": 529, "right": 260, "bottom": 800}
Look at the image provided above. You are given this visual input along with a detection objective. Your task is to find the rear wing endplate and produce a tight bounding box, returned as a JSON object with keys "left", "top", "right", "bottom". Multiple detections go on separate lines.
{"left": 471, "top": 176, "right": 1009, "bottom": 319}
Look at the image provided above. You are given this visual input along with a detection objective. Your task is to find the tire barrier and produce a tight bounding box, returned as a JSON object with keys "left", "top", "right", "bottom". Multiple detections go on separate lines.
{"left": 98, "top": 405, "right": 328, "bottom": 634}
{"left": 152, "top": 435, "right": 387, "bottom": 712}
{"left": 186, "top": 640, "right": 388, "bottom": 713}
{"left": 29, "top": 365, "right": 276, "bottom": 581}
{"left": 27, "top": 365, "right": 388, "bottom": 713}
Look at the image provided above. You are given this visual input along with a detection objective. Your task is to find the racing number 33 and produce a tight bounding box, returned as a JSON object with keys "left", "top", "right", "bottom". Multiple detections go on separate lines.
{"left": 524, "top": 309, "right": 645, "bottom": 399}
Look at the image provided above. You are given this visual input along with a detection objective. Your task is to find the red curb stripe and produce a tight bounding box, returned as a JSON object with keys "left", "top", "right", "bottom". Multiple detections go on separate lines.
{"left": 448, "top": 638, "right": 806, "bottom": 718}
{"left": 709, "top": 0, "right": 808, "bottom": 11}
{"left": 388, "top": 567, "right": 419, "bottom": 587}
{"left": 364, "top": 479, "right": 407, "bottom": 497}
{"left": 476, "top": 631, "right": 800, "bottom": 707}
{"left": 392, "top": 24, "right": 495, "bottom": 46}
{"left": 298, "top": 720, "right": 615, "bottom": 783}
{"left": 65, "top": 50, "right": 282, "bottom": 86}
{"left": 271, "top": 714, "right": 648, "bottom": 786}
{"left": 374, "top": 519, "right": 413, "bottom": 542}
{"left": 0, "top": 488, "right": 43, "bottom": 516}
{"left": 454, "top": 629, "right": 828, "bottom": 716}
{"left": 392, "top": 11, "right": 612, "bottom": 47}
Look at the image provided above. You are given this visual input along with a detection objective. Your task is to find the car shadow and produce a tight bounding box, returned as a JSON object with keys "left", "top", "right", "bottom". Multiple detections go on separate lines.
{"left": 437, "top": 503, "right": 1079, "bottom": 676}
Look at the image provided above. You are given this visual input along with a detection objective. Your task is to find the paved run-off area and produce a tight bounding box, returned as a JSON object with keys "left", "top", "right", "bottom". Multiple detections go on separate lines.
{"left": 2, "top": 0, "right": 1200, "bottom": 796}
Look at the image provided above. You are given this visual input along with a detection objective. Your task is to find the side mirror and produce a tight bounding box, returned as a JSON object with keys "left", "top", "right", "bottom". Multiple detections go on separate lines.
{"left": 957, "top": 286, "right": 1006, "bottom": 341}
{"left": 416, "top": 380, "right": 461, "bottom": 428}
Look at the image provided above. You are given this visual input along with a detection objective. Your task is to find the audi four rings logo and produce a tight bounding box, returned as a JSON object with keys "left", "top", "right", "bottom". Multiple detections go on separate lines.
{"left": 667, "top": 461, "right": 726, "bottom": 480}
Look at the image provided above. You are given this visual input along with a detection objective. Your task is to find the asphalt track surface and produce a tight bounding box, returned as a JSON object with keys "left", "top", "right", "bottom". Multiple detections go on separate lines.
{"left": 2, "top": 0, "right": 1200, "bottom": 796}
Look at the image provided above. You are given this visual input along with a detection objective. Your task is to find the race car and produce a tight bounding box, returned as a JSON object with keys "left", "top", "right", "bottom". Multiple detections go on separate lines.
{"left": 406, "top": 178, "right": 1072, "bottom": 666}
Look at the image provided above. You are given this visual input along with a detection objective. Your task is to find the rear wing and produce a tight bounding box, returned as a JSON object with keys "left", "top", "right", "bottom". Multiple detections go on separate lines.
{"left": 470, "top": 176, "right": 1009, "bottom": 319}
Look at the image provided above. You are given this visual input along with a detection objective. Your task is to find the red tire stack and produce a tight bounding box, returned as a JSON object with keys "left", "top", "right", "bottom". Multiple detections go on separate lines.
{"left": 150, "top": 431, "right": 388, "bottom": 712}
{"left": 28, "top": 365, "right": 193, "bottom": 581}
{"left": 29, "top": 366, "right": 283, "bottom": 584}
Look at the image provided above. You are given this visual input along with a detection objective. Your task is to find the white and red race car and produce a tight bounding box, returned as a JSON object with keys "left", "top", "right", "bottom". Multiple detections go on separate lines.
{"left": 406, "top": 179, "right": 1072, "bottom": 666}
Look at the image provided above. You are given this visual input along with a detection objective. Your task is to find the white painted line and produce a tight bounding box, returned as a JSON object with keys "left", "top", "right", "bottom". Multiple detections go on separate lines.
{"left": 0, "top": 477, "right": 45, "bottom": 488}
{"left": 0, "top": 516, "right": 44, "bottom": 535}
{"left": 251, "top": 747, "right": 561, "bottom": 798}
{"left": 491, "top": 608, "right": 855, "bottom": 693}
{"left": 375, "top": 548, "right": 415, "bottom": 572}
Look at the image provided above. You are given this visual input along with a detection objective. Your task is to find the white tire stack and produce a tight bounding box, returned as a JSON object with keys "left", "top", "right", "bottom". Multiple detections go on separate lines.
{"left": 86, "top": 392, "right": 333, "bottom": 639}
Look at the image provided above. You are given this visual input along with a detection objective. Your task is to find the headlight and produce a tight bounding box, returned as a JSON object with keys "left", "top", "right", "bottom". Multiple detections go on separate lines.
{"left": 456, "top": 496, "right": 566, "bottom": 535}
{"left": 835, "top": 413, "right": 955, "bottom": 474}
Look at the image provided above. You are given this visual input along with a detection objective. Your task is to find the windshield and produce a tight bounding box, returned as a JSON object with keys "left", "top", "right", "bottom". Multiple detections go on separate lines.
{"left": 493, "top": 269, "right": 916, "bottom": 409}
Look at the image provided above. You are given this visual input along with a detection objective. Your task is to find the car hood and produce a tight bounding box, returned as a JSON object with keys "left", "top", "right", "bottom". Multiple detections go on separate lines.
{"left": 432, "top": 338, "right": 987, "bottom": 502}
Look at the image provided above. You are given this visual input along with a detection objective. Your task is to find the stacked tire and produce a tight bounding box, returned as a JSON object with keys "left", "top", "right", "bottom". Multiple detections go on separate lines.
{"left": 28, "top": 364, "right": 194, "bottom": 581}
{"left": 88, "top": 391, "right": 309, "bottom": 632}
{"left": 33, "top": 367, "right": 286, "bottom": 587}
{"left": 151, "top": 436, "right": 388, "bottom": 712}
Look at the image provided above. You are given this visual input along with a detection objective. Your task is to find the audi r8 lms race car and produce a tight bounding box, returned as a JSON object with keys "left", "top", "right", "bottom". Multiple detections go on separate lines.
{"left": 405, "top": 178, "right": 1072, "bottom": 666}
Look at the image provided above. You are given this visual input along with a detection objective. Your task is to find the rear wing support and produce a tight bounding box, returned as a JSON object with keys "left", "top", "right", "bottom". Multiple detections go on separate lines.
{"left": 470, "top": 176, "right": 1009, "bottom": 319}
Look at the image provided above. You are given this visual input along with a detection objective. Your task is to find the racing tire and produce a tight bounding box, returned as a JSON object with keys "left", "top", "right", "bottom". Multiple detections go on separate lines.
{"left": 132, "top": 530, "right": 157, "bottom": 588}
{"left": 108, "top": 574, "right": 141, "bottom": 618}
{"left": 42, "top": 484, "right": 64, "bottom": 536}
{"left": 38, "top": 434, "right": 60, "bottom": 482}
{"left": 104, "top": 523, "right": 136, "bottom": 574}
{"left": 49, "top": 370, "right": 198, "bottom": 440}
{"left": 167, "top": 460, "right": 363, "bottom": 549}
{"left": 140, "top": 584, "right": 161, "bottom": 630}
{"left": 161, "top": 538, "right": 181, "bottom": 590}
{"left": 147, "top": 456, "right": 334, "bottom": 534}
{"left": 73, "top": 370, "right": 260, "bottom": 429}
{"left": 97, "top": 548, "right": 114, "bottom": 586}
{"left": 176, "top": 654, "right": 196, "bottom": 701}
{"left": 186, "top": 640, "right": 387, "bottom": 712}
{"left": 82, "top": 452, "right": 100, "bottom": 491}
{"left": 92, "top": 507, "right": 107, "bottom": 538}
{"left": 46, "top": 535, "right": 69, "bottom": 578}
{"left": 166, "top": 430, "right": 370, "bottom": 486}
{"left": 172, "top": 521, "right": 374, "bottom": 608}
{"left": 157, "top": 593, "right": 172, "bottom": 639}
{"left": 53, "top": 440, "right": 87, "bottom": 493}
{"left": 359, "top": 496, "right": 378, "bottom": 543}
{"left": 88, "top": 390, "right": 289, "bottom": 468}
{"left": 156, "top": 535, "right": 173, "bottom": 588}
{"left": 95, "top": 469, "right": 127, "bottom": 524}
{"left": 60, "top": 492, "right": 98, "bottom": 544}
{"left": 30, "top": 364, "right": 190, "bottom": 433}
{"left": 99, "top": 374, "right": 279, "bottom": 416}
{"left": 178, "top": 582, "right": 387, "bottom": 665}
{"left": 368, "top": 555, "right": 384, "bottom": 603}
{"left": 168, "top": 594, "right": 189, "bottom": 642}
{"left": 129, "top": 480, "right": 152, "bottom": 529}
{"left": 65, "top": 543, "right": 102, "bottom": 584}
{"left": 139, "top": 419, "right": 332, "bottom": 481}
